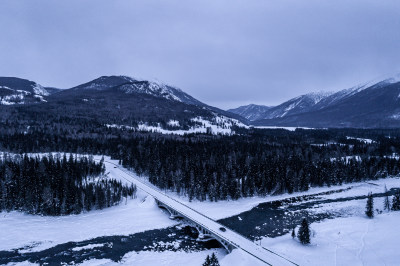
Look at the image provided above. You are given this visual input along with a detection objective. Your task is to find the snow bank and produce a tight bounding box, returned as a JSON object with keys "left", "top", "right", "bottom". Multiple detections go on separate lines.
{"left": 252, "top": 126, "right": 318, "bottom": 131}
{"left": 76, "top": 249, "right": 266, "bottom": 266}
{"left": 75, "top": 250, "right": 226, "bottom": 266}
{"left": 261, "top": 212, "right": 400, "bottom": 266}
{"left": 0, "top": 190, "right": 177, "bottom": 252}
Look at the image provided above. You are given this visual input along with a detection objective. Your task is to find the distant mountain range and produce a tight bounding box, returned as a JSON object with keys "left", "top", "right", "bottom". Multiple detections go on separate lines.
{"left": 0, "top": 76, "right": 247, "bottom": 135}
{"left": 229, "top": 75, "right": 400, "bottom": 128}
{"left": 1, "top": 74, "right": 400, "bottom": 129}
{"left": 227, "top": 104, "right": 273, "bottom": 121}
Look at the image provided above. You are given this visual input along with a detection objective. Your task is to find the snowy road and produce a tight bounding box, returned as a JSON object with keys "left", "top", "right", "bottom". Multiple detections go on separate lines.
{"left": 104, "top": 160, "right": 297, "bottom": 266}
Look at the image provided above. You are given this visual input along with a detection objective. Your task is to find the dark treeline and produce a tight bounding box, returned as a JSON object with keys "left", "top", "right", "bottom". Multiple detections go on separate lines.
{"left": 0, "top": 153, "right": 136, "bottom": 215}
{"left": 1, "top": 113, "right": 400, "bottom": 202}
{"left": 119, "top": 137, "right": 400, "bottom": 201}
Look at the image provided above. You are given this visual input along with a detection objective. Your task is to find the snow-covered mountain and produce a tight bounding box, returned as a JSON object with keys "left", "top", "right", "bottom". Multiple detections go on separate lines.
{"left": 44, "top": 75, "right": 248, "bottom": 134}
{"left": 260, "top": 91, "right": 334, "bottom": 119}
{"left": 3, "top": 73, "right": 400, "bottom": 129}
{"left": 0, "top": 77, "right": 53, "bottom": 105}
{"left": 227, "top": 104, "right": 273, "bottom": 121}
{"left": 72, "top": 76, "right": 204, "bottom": 106}
{"left": 252, "top": 75, "right": 400, "bottom": 128}
{"left": 230, "top": 92, "right": 333, "bottom": 121}
{"left": 0, "top": 75, "right": 247, "bottom": 135}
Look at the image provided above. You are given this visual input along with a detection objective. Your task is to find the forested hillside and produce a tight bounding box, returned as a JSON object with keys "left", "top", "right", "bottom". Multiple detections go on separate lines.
{"left": 0, "top": 154, "right": 136, "bottom": 215}
{"left": 1, "top": 113, "right": 400, "bottom": 203}
{"left": 119, "top": 134, "right": 400, "bottom": 201}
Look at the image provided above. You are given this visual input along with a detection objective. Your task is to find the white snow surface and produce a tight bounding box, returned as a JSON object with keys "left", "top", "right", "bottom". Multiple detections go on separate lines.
{"left": 261, "top": 208, "right": 400, "bottom": 266}
{"left": 0, "top": 86, "right": 13, "bottom": 90}
{"left": 72, "top": 243, "right": 107, "bottom": 252}
{"left": 118, "top": 81, "right": 182, "bottom": 102}
{"left": 252, "top": 126, "right": 319, "bottom": 131}
{"left": 390, "top": 112, "right": 400, "bottom": 120}
{"left": 167, "top": 120, "right": 180, "bottom": 127}
{"left": 346, "top": 136, "right": 375, "bottom": 144}
{"left": 76, "top": 248, "right": 263, "bottom": 266}
{"left": 106, "top": 114, "right": 248, "bottom": 136}
{"left": 0, "top": 84, "right": 48, "bottom": 105}
{"left": 31, "top": 83, "right": 49, "bottom": 96}
{"left": 0, "top": 91, "right": 29, "bottom": 105}
{"left": 0, "top": 193, "right": 177, "bottom": 252}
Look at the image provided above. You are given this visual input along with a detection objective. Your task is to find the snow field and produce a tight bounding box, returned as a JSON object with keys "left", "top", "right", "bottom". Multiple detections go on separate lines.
{"left": 106, "top": 114, "right": 247, "bottom": 136}
{"left": 76, "top": 249, "right": 227, "bottom": 266}
{"left": 2, "top": 154, "right": 400, "bottom": 265}
{"left": 0, "top": 189, "right": 177, "bottom": 252}
{"left": 261, "top": 212, "right": 400, "bottom": 266}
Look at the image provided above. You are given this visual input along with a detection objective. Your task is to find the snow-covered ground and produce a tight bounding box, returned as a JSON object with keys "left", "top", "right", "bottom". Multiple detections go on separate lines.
{"left": 106, "top": 114, "right": 247, "bottom": 136}
{"left": 0, "top": 187, "right": 177, "bottom": 252}
{"left": 3, "top": 154, "right": 400, "bottom": 265}
{"left": 7, "top": 249, "right": 259, "bottom": 266}
{"left": 262, "top": 209, "right": 400, "bottom": 265}
{"left": 51, "top": 162, "right": 400, "bottom": 265}
{"left": 251, "top": 126, "right": 319, "bottom": 131}
{"left": 73, "top": 248, "right": 263, "bottom": 266}
{"left": 346, "top": 136, "right": 375, "bottom": 144}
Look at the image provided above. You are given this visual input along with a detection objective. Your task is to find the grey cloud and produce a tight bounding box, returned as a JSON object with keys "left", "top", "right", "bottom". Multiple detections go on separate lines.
{"left": 0, "top": 0, "right": 399, "bottom": 109}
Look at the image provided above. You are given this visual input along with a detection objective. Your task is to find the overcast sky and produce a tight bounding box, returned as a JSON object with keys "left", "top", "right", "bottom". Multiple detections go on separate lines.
{"left": 1, "top": 0, "right": 400, "bottom": 109}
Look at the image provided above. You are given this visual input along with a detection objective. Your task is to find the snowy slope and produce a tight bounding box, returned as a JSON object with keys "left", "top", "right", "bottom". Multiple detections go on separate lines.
{"left": 46, "top": 75, "right": 247, "bottom": 129}
{"left": 71, "top": 75, "right": 204, "bottom": 106}
{"left": 261, "top": 206, "right": 400, "bottom": 265}
{"left": 0, "top": 77, "right": 51, "bottom": 105}
{"left": 252, "top": 73, "right": 400, "bottom": 127}
{"left": 227, "top": 104, "right": 273, "bottom": 121}
{"left": 258, "top": 91, "right": 333, "bottom": 119}
{"left": 106, "top": 114, "right": 248, "bottom": 136}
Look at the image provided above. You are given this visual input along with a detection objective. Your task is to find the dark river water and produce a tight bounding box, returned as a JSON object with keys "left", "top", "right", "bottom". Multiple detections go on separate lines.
{"left": 1, "top": 185, "right": 398, "bottom": 264}
{"left": 218, "top": 187, "right": 400, "bottom": 240}
{"left": 0, "top": 224, "right": 220, "bottom": 265}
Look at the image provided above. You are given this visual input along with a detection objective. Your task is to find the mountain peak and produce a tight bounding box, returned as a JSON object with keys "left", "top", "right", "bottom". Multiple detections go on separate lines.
{"left": 70, "top": 75, "right": 205, "bottom": 107}
{"left": 228, "top": 104, "right": 273, "bottom": 121}
{"left": 381, "top": 72, "right": 400, "bottom": 85}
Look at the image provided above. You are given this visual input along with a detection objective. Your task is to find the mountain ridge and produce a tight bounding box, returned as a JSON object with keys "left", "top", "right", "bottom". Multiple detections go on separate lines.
{"left": 0, "top": 75, "right": 248, "bottom": 135}
{"left": 2, "top": 74, "right": 400, "bottom": 129}
{"left": 251, "top": 78, "right": 400, "bottom": 128}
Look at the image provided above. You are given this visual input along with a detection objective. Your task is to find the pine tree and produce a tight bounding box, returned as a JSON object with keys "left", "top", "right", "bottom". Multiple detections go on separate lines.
{"left": 365, "top": 192, "right": 374, "bottom": 218}
{"left": 209, "top": 253, "right": 220, "bottom": 266}
{"left": 203, "top": 255, "right": 211, "bottom": 266}
{"left": 383, "top": 185, "right": 391, "bottom": 211}
{"left": 297, "top": 218, "right": 311, "bottom": 244}
{"left": 392, "top": 192, "right": 400, "bottom": 211}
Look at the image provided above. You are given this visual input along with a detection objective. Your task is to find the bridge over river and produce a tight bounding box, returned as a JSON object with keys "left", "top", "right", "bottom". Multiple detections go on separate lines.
{"left": 104, "top": 160, "right": 297, "bottom": 266}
